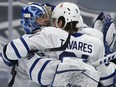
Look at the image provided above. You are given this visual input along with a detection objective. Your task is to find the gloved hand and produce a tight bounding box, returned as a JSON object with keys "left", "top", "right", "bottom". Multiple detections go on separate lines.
{"left": 93, "top": 12, "right": 116, "bottom": 55}
{"left": 92, "top": 12, "right": 113, "bottom": 32}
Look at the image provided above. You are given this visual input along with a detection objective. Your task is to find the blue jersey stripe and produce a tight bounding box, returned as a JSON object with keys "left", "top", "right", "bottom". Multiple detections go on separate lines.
{"left": 1, "top": 53, "right": 15, "bottom": 66}
{"left": 2, "top": 57, "right": 14, "bottom": 66}
{"left": 100, "top": 70, "right": 116, "bottom": 80}
{"left": 38, "top": 60, "right": 51, "bottom": 85}
{"left": 2, "top": 45, "right": 15, "bottom": 66}
{"left": 2, "top": 53, "right": 12, "bottom": 63}
{"left": 10, "top": 41, "right": 21, "bottom": 58}
{"left": 71, "top": 33, "right": 83, "bottom": 37}
{"left": 59, "top": 51, "right": 77, "bottom": 60}
{"left": 20, "top": 37, "right": 30, "bottom": 52}
{"left": 29, "top": 58, "right": 42, "bottom": 79}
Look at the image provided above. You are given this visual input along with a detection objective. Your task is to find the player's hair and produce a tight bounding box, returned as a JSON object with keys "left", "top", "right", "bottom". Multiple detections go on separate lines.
{"left": 57, "top": 16, "right": 78, "bottom": 32}
{"left": 65, "top": 21, "right": 79, "bottom": 33}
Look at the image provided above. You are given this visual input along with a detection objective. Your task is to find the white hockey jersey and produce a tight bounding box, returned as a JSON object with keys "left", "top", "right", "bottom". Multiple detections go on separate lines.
{"left": 4, "top": 27, "right": 104, "bottom": 62}
{"left": 7, "top": 34, "right": 41, "bottom": 87}
{"left": 3, "top": 26, "right": 105, "bottom": 86}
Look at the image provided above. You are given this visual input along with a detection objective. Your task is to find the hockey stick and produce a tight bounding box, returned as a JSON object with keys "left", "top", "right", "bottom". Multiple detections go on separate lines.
{"left": 31, "top": 32, "right": 71, "bottom": 53}
{"left": 29, "top": 21, "right": 75, "bottom": 54}
{"left": 91, "top": 52, "right": 116, "bottom": 67}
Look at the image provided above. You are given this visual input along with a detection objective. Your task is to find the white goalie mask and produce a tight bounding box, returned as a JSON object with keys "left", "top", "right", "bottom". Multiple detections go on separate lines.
{"left": 52, "top": 2, "right": 80, "bottom": 29}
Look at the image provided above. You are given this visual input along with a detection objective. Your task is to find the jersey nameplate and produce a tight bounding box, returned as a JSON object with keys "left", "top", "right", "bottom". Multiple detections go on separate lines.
{"left": 60, "top": 39, "right": 92, "bottom": 53}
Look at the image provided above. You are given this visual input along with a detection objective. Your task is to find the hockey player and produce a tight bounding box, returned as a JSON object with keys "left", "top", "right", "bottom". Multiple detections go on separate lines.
{"left": 26, "top": 3, "right": 104, "bottom": 86}
{"left": 2, "top": 2, "right": 104, "bottom": 87}
{"left": 76, "top": 12, "right": 104, "bottom": 42}
{"left": 93, "top": 12, "right": 116, "bottom": 87}
{"left": 3, "top": 2, "right": 51, "bottom": 87}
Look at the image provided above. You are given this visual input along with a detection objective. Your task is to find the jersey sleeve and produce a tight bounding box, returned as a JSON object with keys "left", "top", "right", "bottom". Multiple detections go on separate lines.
{"left": 2, "top": 30, "right": 49, "bottom": 66}
{"left": 2, "top": 37, "right": 31, "bottom": 66}
{"left": 25, "top": 54, "right": 60, "bottom": 86}
{"left": 97, "top": 40, "right": 105, "bottom": 61}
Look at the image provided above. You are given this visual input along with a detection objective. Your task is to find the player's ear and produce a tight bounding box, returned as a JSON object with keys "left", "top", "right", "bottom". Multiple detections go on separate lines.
{"left": 57, "top": 16, "right": 65, "bottom": 28}
{"left": 58, "top": 20, "right": 63, "bottom": 28}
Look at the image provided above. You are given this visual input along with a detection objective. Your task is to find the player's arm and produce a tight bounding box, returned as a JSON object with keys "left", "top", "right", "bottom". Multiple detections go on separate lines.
{"left": 26, "top": 56, "right": 100, "bottom": 86}
{"left": 2, "top": 31, "right": 48, "bottom": 66}
{"left": 2, "top": 44, "right": 18, "bottom": 66}
{"left": 25, "top": 55, "right": 60, "bottom": 86}
{"left": 2, "top": 37, "right": 30, "bottom": 66}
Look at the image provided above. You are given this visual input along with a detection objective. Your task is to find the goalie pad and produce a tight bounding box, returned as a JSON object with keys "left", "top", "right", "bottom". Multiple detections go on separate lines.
{"left": 52, "top": 58, "right": 101, "bottom": 87}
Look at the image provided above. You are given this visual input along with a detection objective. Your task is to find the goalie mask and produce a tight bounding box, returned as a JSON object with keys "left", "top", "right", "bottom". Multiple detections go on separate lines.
{"left": 51, "top": 2, "right": 80, "bottom": 29}
{"left": 20, "top": 3, "right": 48, "bottom": 34}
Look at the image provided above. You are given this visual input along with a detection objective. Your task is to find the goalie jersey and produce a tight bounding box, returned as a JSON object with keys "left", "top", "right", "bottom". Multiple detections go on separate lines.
{"left": 2, "top": 26, "right": 104, "bottom": 86}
